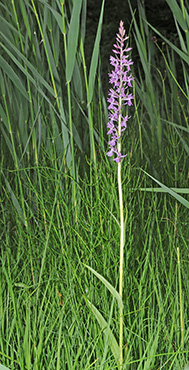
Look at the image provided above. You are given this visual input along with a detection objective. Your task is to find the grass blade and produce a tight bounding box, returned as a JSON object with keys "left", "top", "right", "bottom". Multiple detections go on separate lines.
{"left": 66, "top": 0, "right": 82, "bottom": 82}
{"left": 146, "top": 21, "right": 189, "bottom": 65}
{"left": 2, "top": 173, "right": 26, "bottom": 225}
{"left": 139, "top": 188, "right": 189, "bottom": 194}
{"left": 0, "top": 34, "right": 54, "bottom": 96}
{"left": 87, "top": 299, "right": 120, "bottom": 365}
{"left": 84, "top": 264, "right": 123, "bottom": 310}
{"left": 88, "top": 0, "right": 105, "bottom": 103}
{"left": 0, "top": 55, "right": 29, "bottom": 100}
{"left": 141, "top": 170, "right": 189, "bottom": 208}
{"left": 161, "top": 118, "right": 189, "bottom": 133}
{"left": 38, "top": 0, "right": 63, "bottom": 33}
{"left": 175, "top": 128, "right": 189, "bottom": 154}
{"left": 166, "top": 0, "right": 188, "bottom": 32}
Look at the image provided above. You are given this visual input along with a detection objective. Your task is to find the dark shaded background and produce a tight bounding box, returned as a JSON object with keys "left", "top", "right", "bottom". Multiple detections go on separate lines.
{"left": 85, "top": 0, "right": 176, "bottom": 92}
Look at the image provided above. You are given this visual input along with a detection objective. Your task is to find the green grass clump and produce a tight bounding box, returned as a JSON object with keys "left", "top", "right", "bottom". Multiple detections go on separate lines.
{"left": 0, "top": 0, "right": 188, "bottom": 369}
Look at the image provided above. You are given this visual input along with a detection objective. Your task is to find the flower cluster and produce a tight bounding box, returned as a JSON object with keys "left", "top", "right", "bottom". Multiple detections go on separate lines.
{"left": 106, "top": 21, "right": 134, "bottom": 163}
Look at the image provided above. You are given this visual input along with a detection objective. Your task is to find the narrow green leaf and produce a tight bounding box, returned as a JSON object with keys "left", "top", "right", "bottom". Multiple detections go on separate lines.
{"left": 139, "top": 188, "right": 189, "bottom": 194}
{"left": 161, "top": 118, "right": 189, "bottom": 133}
{"left": 66, "top": 0, "right": 82, "bottom": 82}
{"left": 0, "top": 37, "right": 69, "bottom": 136}
{"left": 0, "top": 35, "right": 54, "bottom": 97}
{"left": 19, "top": 0, "right": 32, "bottom": 40}
{"left": 0, "top": 55, "right": 29, "bottom": 100}
{"left": 0, "top": 125, "right": 14, "bottom": 159}
{"left": 43, "top": 30, "right": 59, "bottom": 82}
{"left": 3, "top": 173, "right": 26, "bottom": 224}
{"left": 0, "top": 14, "right": 20, "bottom": 42}
{"left": 38, "top": 0, "right": 64, "bottom": 33}
{"left": 129, "top": 2, "right": 154, "bottom": 93}
{"left": 88, "top": 0, "right": 105, "bottom": 103}
{"left": 175, "top": 128, "right": 189, "bottom": 155}
{"left": 141, "top": 170, "right": 189, "bottom": 209}
{"left": 0, "top": 103, "right": 8, "bottom": 130}
{"left": 84, "top": 264, "right": 123, "bottom": 310}
{"left": 0, "top": 67, "right": 5, "bottom": 96}
{"left": 80, "top": 0, "right": 87, "bottom": 43}
{"left": 87, "top": 299, "right": 120, "bottom": 365}
{"left": 72, "top": 58, "right": 83, "bottom": 101}
{"left": 145, "top": 21, "right": 189, "bottom": 65}
{"left": 166, "top": 0, "right": 188, "bottom": 32}
{"left": 175, "top": 19, "right": 188, "bottom": 53}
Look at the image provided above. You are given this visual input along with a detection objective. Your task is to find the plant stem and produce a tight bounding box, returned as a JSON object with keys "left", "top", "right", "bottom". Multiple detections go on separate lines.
{"left": 61, "top": 2, "right": 77, "bottom": 220}
{"left": 118, "top": 159, "right": 124, "bottom": 368}
{"left": 177, "top": 247, "right": 184, "bottom": 347}
{"left": 117, "top": 47, "right": 125, "bottom": 368}
{"left": 117, "top": 84, "right": 125, "bottom": 366}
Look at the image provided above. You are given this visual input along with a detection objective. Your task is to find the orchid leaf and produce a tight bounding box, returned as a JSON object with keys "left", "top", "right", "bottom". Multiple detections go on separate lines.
{"left": 84, "top": 264, "right": 123, "bottom": 310}
{"left": 87, "top": 299, "right": 120, "bottom": 365}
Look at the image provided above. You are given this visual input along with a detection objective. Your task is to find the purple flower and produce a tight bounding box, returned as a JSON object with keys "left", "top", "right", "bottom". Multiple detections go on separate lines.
{"left": 106, "top": 21, "right": 134, "bottom": 163}
{"left": 113, "top": 153, "right": 127, "bottom": 163}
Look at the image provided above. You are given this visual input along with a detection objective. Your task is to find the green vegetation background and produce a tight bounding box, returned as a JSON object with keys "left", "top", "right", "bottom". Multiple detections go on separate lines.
{"left": 0, "top": 0, "right": 188, "bottom": 369}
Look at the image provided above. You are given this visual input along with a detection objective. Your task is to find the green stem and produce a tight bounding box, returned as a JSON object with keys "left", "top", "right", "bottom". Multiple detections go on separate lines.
{"left": 61, "top": 2, "right": 77, "bottom": 220}
{"left": 80, "top": 38, "right": 97, "bottom": 167}
{"left": 177, "top": 247, "right": 184, "bottom": 347}
{"left": 118, "top": 159, "right": 124, "bottom": 368}
{"left": 117, "top": 62, "right": 125, "bottom": 368}
{"left": 67, "top": 80, "right": 77, "bottom": 220}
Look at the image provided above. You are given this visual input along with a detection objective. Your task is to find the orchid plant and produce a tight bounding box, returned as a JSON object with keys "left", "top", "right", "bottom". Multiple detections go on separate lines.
{"left": 85, "top": 21, "right": 134, "bottom": 369}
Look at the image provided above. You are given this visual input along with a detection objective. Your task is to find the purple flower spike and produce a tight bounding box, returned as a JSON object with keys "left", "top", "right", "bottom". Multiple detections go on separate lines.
{"left": 106, "top": 21, "right": 134, "bottom": 163}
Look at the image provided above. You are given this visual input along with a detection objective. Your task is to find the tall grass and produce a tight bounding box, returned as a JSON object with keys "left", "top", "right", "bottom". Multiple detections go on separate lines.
{"left": 0, "top": 0, "right": 188, "bottom": 369}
